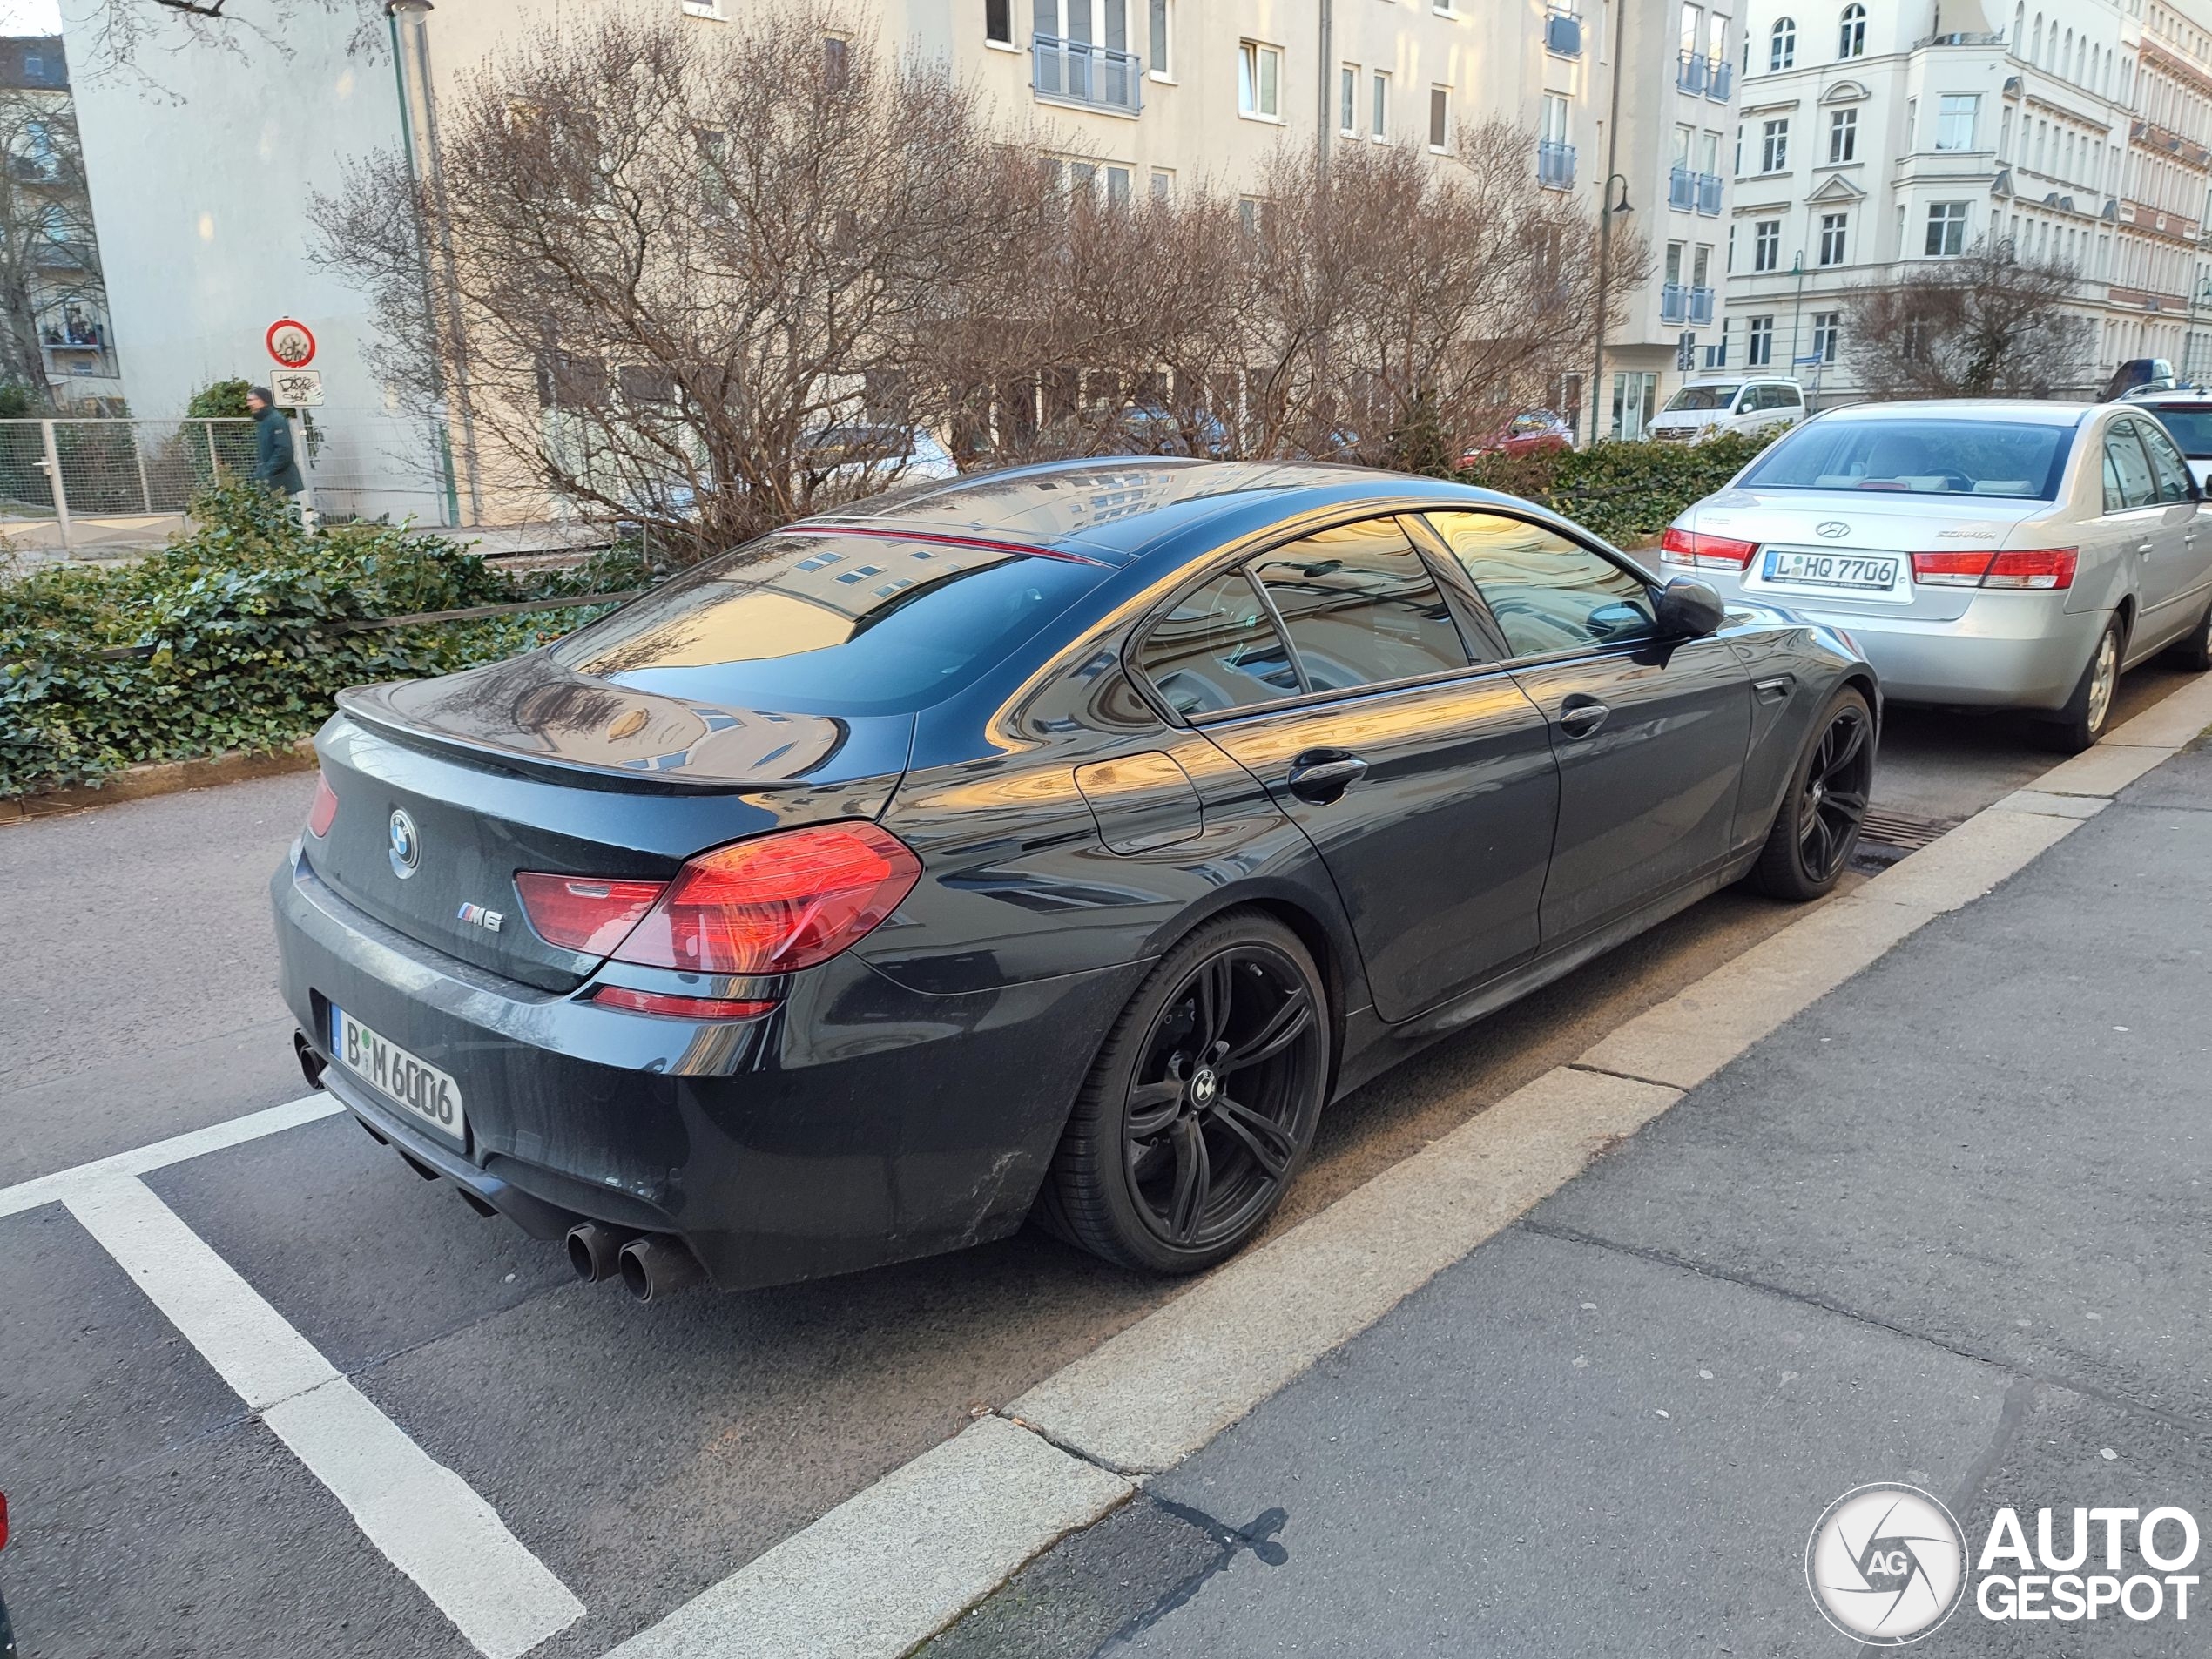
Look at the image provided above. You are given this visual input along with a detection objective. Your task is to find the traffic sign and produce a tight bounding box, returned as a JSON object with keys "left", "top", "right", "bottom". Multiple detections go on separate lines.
{"left": 271, "top": 368, "right": 323, "bottom": 408}
{"left": 266, "top": 318, "right": 316, "bottom": 368}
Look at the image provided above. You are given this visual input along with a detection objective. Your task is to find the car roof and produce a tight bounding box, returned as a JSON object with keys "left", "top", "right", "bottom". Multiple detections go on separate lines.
{"left": 1810, "top": 399, "right": 2094, "bottom": 427}
{"left": 810, "top": 457, "right": 1549, "bottom": 567}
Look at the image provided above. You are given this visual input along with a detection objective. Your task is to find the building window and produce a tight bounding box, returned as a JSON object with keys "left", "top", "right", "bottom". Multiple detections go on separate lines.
{"left": 1149, "top": 0, "right": 1172, "bottom": 76}
{"left": 1760, "top": 118, "right": 1790, "bottom": 172}
{"left": 1150, "top": 167, "right": 1174, "bottom": 199}
{"left": 1238, "top": 196, "right": 1265, "bottom": 235}
{"left": 1770, "top": 16, "right": 1796, "bottom": 69}
{"left": 1818, "top": 212, "right": 1847, "bottom": 265}
{"left": 986, "top": 0, "right": 1013, "bottom": 45}
{"left": 1340, "top": 64, "right": 1358, "bottom": 134}
{"left": 823, "top": 33, "right": 850, "bottom": 84}
{"left": 1239, "top": 40, "right": 1282, "bottom": 118}
{"left": 1811, "top": 310, "right": 1841, "bottom": 362}
{"left": 681, "top": 0, "right": 724, "bottom": 16}
{"left": 1925, "top": 200, "right": 1969, "bottom": 255}
{"left": 1429, "top": 85, "right": 1450, "bottom": 149}
{"left": 1936, "top": 93, "right": 1979, "bottom": 152}
{"left": 1748, "top": 315, "right": 1776, "bottom": 366}
{"left": 1838, "top": 3, "right": 1865, "bottom": 57}
{"left": 1753, "top": 218, "right": 1781, "bottom": 271}
{"left": 1828, "top": 106, "right": 1857, "bottom": 163}
{"left": 1105, "top": 163, "right": 1131, "bottom": 207}
{"left": 1372, "top": 70, "right": 1390, "bottom": 139}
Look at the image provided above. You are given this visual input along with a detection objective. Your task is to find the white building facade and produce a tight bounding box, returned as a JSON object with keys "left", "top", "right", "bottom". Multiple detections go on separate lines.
{"left": 1723, "top": 0, "right": 2212, "bottom": 404}
{"left": 65, "top": 0, "right": 1737, "bottom": 523}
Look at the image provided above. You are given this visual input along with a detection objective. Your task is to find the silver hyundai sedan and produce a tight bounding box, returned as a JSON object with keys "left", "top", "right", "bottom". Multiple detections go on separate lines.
{"left": 1662, "top": 400, "right": 2212, "bottom": 749}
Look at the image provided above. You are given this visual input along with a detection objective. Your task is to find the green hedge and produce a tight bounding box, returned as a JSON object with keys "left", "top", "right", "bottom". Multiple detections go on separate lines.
{"left": 1453, "top": 431, "right": 1777, "bottom": 548}
{"left": 1, "top": 483, "right": 653, "bottom": 799}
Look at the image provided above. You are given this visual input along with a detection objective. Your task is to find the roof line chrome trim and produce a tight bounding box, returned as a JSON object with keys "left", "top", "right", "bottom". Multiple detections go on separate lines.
{"left": 784, "top": 523, "right": 1111, "bottom": 567}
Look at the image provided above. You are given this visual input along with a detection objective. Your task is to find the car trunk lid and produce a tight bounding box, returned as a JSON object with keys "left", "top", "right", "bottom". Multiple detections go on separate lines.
{"left": 1687, "top": 489, "right": 2056, "bottom": 622}
{"left": 306, "top": 653, "right": 914, "bottom": 992}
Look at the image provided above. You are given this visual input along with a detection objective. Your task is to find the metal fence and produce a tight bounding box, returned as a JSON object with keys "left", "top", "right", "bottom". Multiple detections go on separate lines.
{"left": 0, "top": 418, "right": 260, "bottom": 551}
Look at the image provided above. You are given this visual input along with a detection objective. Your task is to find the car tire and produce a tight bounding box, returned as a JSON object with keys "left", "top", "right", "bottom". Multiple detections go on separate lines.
{"left": 2163, "top": 599, "right": 2212, "bottom": 672}
{"left": 1749, "top": 685, "right": 1876, "bottom": 902}
{"left": 2038, "top": 614, "right": 2126, "bottom": 753}
{"left": 1038, "top": 910, "right": 1329, "bottom": 1275}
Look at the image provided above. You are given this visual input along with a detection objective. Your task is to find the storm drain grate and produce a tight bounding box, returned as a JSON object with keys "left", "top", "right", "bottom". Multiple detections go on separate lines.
{"left": 1857, "top": 807, "right": 1951, "bottom": 852}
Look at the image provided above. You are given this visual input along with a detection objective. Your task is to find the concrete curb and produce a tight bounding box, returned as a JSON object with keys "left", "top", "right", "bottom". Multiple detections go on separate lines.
{"left": 0, "top": 738, "right": 317, "bottom": 824}
{"left": 606, "top": 671, "right": 2212, "bottom": 1659}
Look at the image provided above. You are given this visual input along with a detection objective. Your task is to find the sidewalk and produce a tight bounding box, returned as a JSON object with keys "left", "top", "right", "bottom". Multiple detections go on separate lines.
{"left": 926, "top": 740, "right": 2212, "bottom": 1657}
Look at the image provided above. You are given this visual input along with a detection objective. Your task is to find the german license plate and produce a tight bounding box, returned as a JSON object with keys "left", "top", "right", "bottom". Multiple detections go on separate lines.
{"left": 330, "top": 1005, "right": 466, "bottom": 1143}
{"left": 1764, "top": 550, "right": 1899, "bottom": 590}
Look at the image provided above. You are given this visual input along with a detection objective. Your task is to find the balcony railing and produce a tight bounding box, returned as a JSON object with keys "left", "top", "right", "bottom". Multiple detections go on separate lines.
{"left": 1536, "top": 139, "right": 1576, "bottom": 189}
{"left": 1545, "top": 8, "right": 1582, "bottom": 57}
{"left": 1689, "top": 285, "right": 1715, "bottom": 324}
{"left": 1032, "top": 34, "right": 1143, "bottom": 113}
{"left": 1706, "top": 57, "right": 1732, "bottom": 101}
{"left": 1696, "top": 171, "right": 1723, "bottom": 213}
{"left": 1676, "top": 49, "right": 1708, "bottom": 95}
{"left": 1668, "top": 165, "right": 1695, "bottom": 210}
{"left": 1660, "top": 283, "right": 1717, "bottom": 325}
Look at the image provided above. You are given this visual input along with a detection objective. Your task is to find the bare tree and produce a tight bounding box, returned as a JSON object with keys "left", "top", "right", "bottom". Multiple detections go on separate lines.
{"left": 1843, "top": 240, "right": 2094, "bottom": 399}
{"left": 64, "top": 0, "right": 381, "bottom": 79}
{"left": 0, "top": 81, "right": 103, "bottom": 400}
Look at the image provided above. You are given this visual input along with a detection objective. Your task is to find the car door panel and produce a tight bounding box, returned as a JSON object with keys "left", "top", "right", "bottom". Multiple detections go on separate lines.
{"left": 2128, "top": 417, "right": 2209, "bottom": 644}
{"left": 1423, "top": 507, "right": 1753, "bottom": 948}
{"left": 1511, "top": 641, "right": 1751, "bottom": 942}
{"left": 1199, "top": 671, "right": 1560, "bottom": 1021}
{"left": 2092, "top": 421, "right": 2170, "bottom": 644}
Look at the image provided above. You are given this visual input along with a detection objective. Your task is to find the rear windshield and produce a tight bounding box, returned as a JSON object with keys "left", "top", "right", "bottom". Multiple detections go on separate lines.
{"left": 2140, "top": 407, "right": 2212, "bottom": 459}
{"left": 1665, "top": 385, "right": 1739, "bottom": 413}
{"left": 550, "top": 531, "right": 1104, "bottom": 715}
{"left": 1737, "top": 417, "right": 2075, "bottom": 500}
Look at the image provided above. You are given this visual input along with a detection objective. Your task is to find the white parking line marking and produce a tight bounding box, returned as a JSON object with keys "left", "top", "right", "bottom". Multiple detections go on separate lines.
{"left": 64, "top": 1175, "right": 584, "bottom": 1659}
{"left": 604, "top": 1415, "right": 1131, "bottom": 1659}
{"left": 0, "top": 1091, "right": 340, "bottom": 1220}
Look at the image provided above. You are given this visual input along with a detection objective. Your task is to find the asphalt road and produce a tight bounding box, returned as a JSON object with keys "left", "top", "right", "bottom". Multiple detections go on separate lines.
{"left": 0, "top": 661, "right": 2198, "bottom": 1658}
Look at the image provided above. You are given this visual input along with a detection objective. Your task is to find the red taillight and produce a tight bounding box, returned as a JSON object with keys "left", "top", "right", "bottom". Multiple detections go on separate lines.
{"left": 307, "top": 772, "right": 339, "bottom": 838}
{"left": 590, "top": 986, "right": 777, "bottom": 1021}
{"left": 1660, "top": 526, "right": 1759, "bottom": 570}
{"left": 1, "top": 1488, "right": 10, "bottom": 1552}
{"left": 610, "top": 822, "right": 920, "bottom": 975}
{"left": 515, "top": 874, "right": 669, "bottom": 954}
{"left": 1911, "top": 547, "right": 2076, "bottom": 591}
{"left": 517, "top": 821, "right": 921, "bottom": 977}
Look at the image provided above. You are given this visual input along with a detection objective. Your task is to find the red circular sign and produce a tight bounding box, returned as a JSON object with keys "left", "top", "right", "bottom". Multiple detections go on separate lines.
{"left": 266, "top": 318, "right": 316, "bottom": 368}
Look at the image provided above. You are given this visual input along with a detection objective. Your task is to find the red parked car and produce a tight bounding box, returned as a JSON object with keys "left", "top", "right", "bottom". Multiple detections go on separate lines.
{"left": 1459, "top": 408, "right": 1575, "bottom": 465}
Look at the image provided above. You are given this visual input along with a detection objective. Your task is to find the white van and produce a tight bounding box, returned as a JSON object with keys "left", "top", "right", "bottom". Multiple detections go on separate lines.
{"left": 1646, "top": 377, "right": 1807, "bottom": 442}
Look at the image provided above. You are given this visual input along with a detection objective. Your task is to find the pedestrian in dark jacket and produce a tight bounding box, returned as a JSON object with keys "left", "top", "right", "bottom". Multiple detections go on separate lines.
{"left": 246, "top": 385, "right": 314, "bottom": 526}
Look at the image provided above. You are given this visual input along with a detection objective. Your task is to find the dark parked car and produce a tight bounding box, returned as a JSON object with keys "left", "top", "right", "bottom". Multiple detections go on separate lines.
{"left": 274, "top": 461, "right": 1877, "bottom": 1298}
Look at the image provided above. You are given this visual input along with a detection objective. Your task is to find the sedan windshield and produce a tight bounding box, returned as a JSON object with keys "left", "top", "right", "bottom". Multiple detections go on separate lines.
{"left": 1665, "top": 385, "right": 1739, "bottom": 413}
{"left": 1737, "top": 418, "right": 2074, "bottom": 499}
{"left": 2140, "top": 407, "right": 2212, "bottom": 459}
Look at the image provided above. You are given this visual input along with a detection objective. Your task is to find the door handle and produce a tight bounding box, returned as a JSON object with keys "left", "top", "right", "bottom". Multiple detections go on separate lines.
{"left": 1557, "top": 699, "right": 1611, "bottom": 738}
{"left": 2138, "top": 541, "right": 2156, "bottom": 556}
{"left": 1285, "top": 752, "right": 1368, "bottom": 803}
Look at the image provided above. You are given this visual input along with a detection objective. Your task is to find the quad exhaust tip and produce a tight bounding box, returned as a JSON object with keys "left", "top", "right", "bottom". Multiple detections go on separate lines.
{"left": 293, "top": 1029, "right": 327, "bottom": 1091}
{"left": 618, "top": 1234, "right": 704, "bottom": 1303}
{"left": 565, "top": 1222, "right": 632, "bottom": 1285}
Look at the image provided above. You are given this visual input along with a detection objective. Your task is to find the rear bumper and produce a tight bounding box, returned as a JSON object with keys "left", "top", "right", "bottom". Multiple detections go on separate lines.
{"left": 272, "top": 846, "right": 1145, "bottom": 1291}
{"left": 1704, "top": 581, "right": 2101, "bottom": 711}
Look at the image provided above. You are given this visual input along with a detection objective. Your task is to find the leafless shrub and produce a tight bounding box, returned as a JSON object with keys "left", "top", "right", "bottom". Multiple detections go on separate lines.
{"left": 1843, "top": 239, "right": 2094, "bottom": 400}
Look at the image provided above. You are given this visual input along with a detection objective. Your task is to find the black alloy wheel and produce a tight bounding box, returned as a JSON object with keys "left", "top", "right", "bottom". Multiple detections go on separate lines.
{"left": 1750, "top": 685, "right": 1874, "bottom": 900}
{"left": 1041, "top": 912, "right": 1329, "bottom": 1273}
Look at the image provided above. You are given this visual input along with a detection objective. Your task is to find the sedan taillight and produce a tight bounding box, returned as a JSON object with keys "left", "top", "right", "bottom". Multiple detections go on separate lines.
{"left": 307, "top": 772, "right": 339, "bottom": 838}
{"left": 517, "top": 821, "right": 921, "bottom": 977}
{"left": 1660, "top": 526, "right": 1759, "bottom": 570}
{"left": 1910, "top": 547, "right": 2077, "bottom": 590}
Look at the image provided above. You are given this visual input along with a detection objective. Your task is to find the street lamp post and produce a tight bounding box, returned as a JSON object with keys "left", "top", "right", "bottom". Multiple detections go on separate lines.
{"left": 1588, "top": 0, "right": 1630, "bottom": 447}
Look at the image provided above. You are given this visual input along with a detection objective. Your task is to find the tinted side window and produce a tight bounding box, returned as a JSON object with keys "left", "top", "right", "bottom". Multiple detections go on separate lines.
{"left": 2104, "top": 428, "right": 2158, "bottom": 511}
{"left": 1136, "top": 568, "right": 1303, "bottom": 718}
{"left": 1427, "top": 511, "right": 1657, "bottom": 657}
{"left": 1247, "top": 519, "right": 1473, "bottom": 693}
{"left": 2135, "top": 420, "right": 2195, "bottom": 502}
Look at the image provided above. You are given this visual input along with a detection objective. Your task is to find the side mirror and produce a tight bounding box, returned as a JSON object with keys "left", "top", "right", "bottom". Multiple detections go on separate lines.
{"left": 1656, "top": 576, "right": 1726, "bottom": 639}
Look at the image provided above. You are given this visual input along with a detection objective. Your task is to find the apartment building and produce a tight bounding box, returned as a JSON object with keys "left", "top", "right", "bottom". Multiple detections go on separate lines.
{"left": 0, "top": 35, "right": 118, "bottom": 407}
{"left": 64, "top": 0, "right": 1734, "bottom": 520}
{"left": 1723, "top": 0, "right": 2212, "bottom": 403}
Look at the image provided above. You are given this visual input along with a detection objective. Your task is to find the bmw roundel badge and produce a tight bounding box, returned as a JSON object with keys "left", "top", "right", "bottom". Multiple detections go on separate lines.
{"left": 388, "top": 807, "right": 421, "bottom": 878}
